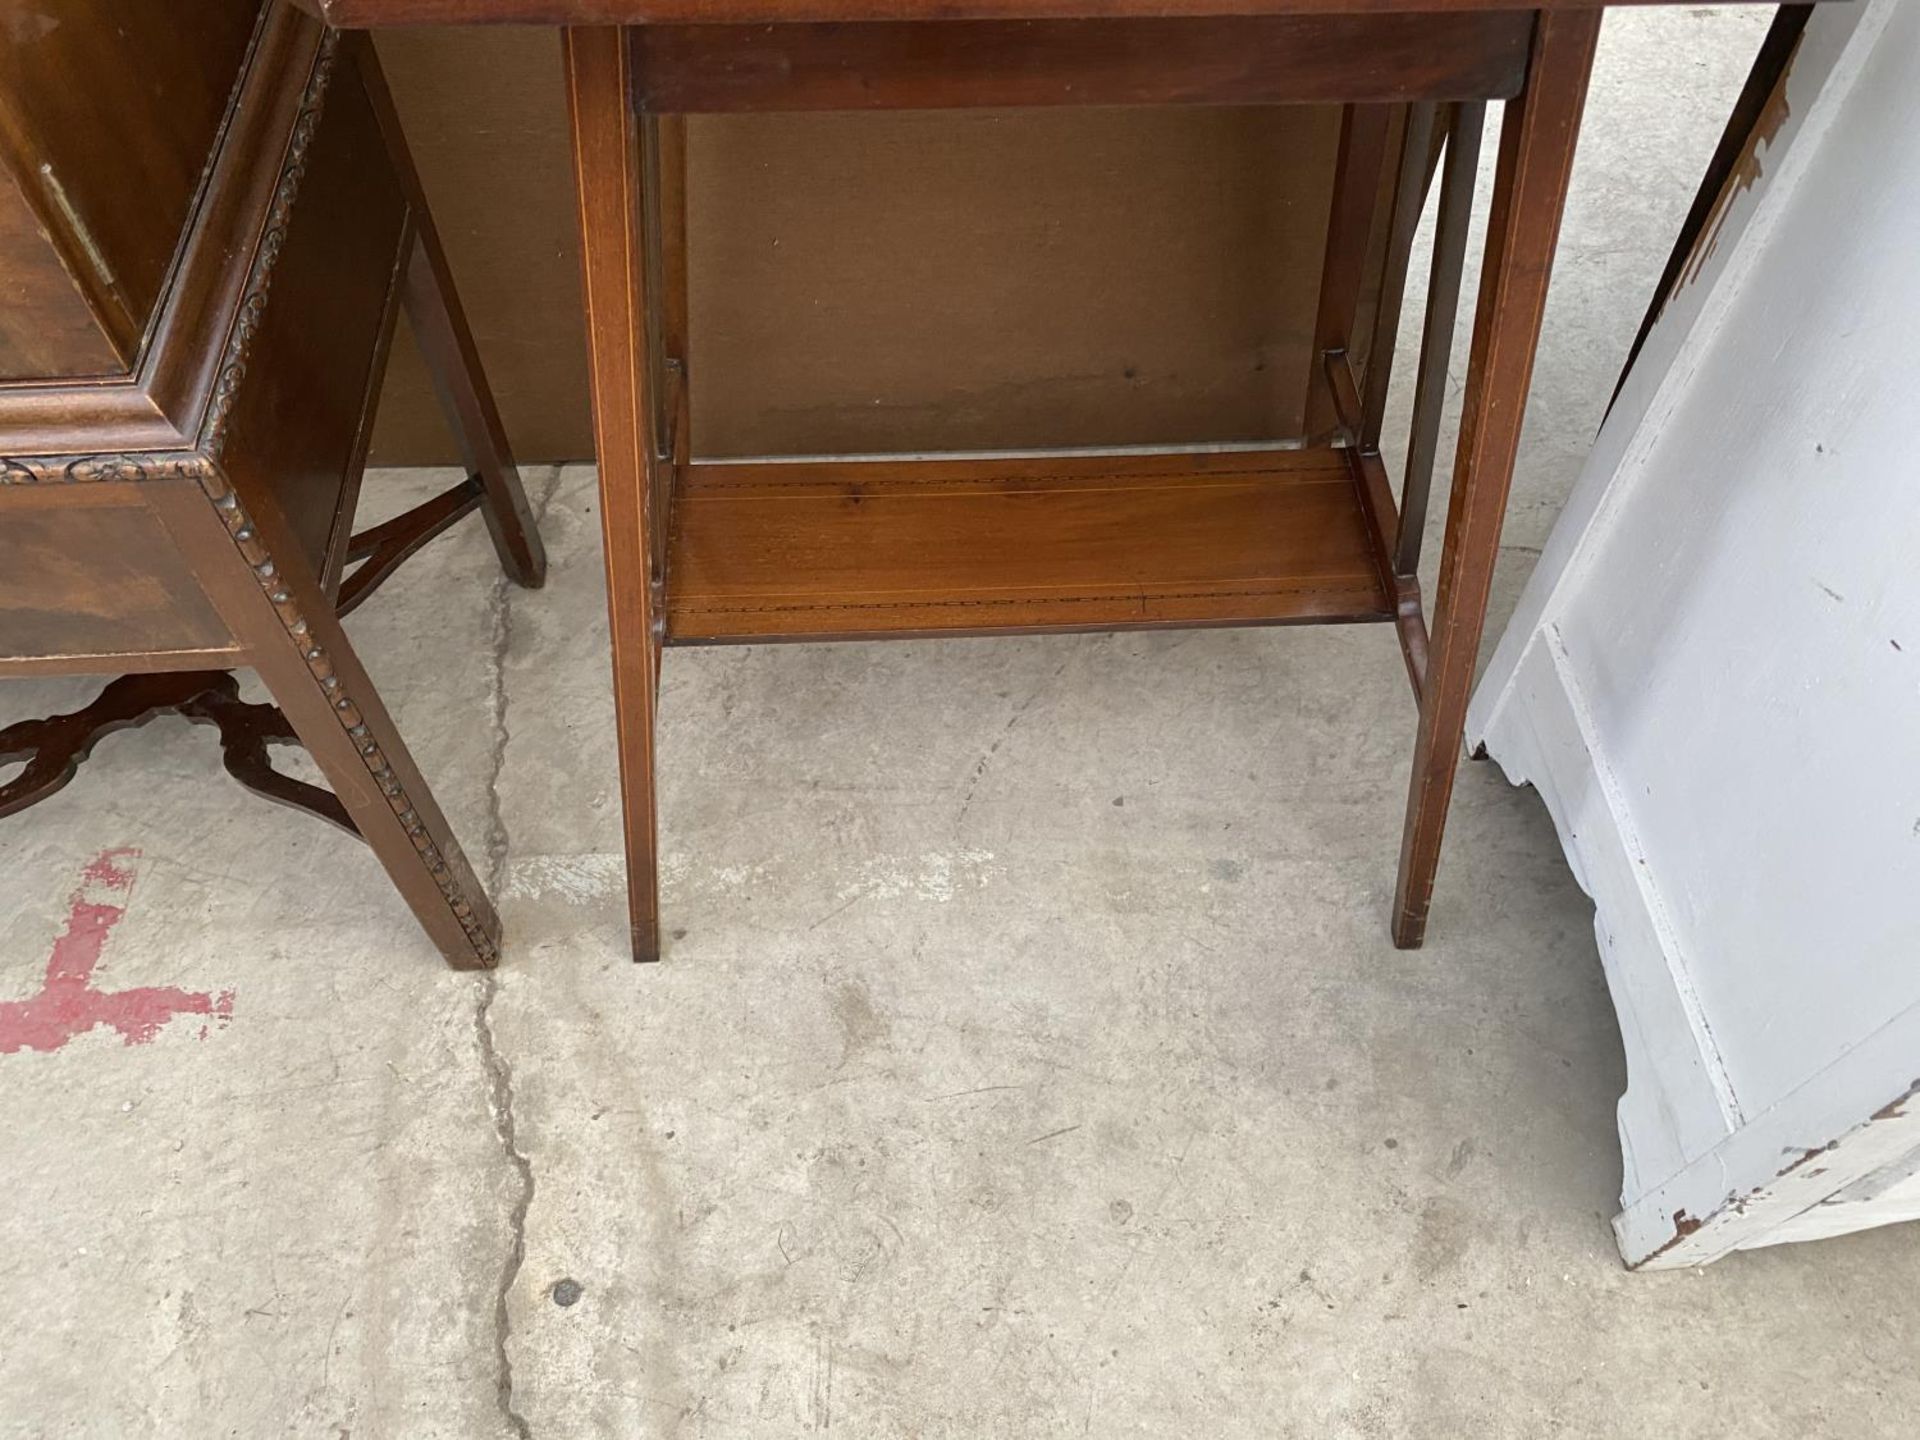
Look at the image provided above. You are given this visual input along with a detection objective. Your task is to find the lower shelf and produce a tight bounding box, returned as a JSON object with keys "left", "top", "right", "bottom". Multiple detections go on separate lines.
{"left": 663, "top": 447, "right": 1394, "bottom": 643}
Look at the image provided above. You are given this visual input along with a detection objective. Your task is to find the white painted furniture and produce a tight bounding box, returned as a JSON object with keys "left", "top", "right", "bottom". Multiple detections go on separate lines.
{"left": 1468, "top": 0, "right": 1920, "bottom": 1269}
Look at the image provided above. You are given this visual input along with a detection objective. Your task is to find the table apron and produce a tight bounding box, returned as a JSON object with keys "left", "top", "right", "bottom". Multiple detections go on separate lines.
{"left": 624, "top": 14, "right": 1536, "bottom": 114}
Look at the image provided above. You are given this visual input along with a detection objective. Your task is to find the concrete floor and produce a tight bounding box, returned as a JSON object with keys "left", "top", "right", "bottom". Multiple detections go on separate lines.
{"left": 4, "top": 9, "right": 1917, "bottom": 1437}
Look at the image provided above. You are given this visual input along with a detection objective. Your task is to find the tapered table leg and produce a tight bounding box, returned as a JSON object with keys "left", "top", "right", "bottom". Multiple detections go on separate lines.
{"left": 564, "top": 26, "right": 665, "bottom": 962}
{"left": 1306, "top": 104, "right": 1394, "bottom": 441}
{"left": 1392, "top": 10, "right": 1603, "bottom": 949}
{"left": 1397, "top": 100, "right": 1484, "bottom": 578}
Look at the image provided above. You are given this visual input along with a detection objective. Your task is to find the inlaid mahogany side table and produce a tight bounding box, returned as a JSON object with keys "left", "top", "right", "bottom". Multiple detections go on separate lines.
{"left": 297, "top": 0, "right": 1804, "bottom": 963}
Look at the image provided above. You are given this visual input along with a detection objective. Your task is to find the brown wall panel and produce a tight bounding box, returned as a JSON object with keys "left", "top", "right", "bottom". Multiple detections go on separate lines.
{"left": 688, "top": 106, "right": 1338, "bottom": 457}
{"left": 368, "top": 28, "right": 1345, "bottom": 466}
{"left": 370, "top": 26, "right": 590, "bottom": 466}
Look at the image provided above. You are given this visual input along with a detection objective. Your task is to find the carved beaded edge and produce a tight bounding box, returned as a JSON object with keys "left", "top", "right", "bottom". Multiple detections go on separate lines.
{"left": 1, "top": 28, "right": 498, "bottom": 964}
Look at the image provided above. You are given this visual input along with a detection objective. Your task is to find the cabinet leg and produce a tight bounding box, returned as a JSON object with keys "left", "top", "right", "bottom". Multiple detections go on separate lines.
{"left": 565, "top": 26, "right": 664, "bottom": 963}
{"left": 260, "top": 620, "right": 503, "bottom": 968}
{"left": 402, "top": 236, "right": 547, "bottom": 589}
{"left": 355, "top": 36, "right": 547, "bottom": 591}
{"left": 151, "top": 476, "right": 503, "bottom": 970}
{"left": 1392, "top": 11, "right": 1602, "bottom": 949}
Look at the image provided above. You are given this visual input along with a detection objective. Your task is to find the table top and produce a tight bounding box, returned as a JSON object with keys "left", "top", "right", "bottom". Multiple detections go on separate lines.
{"left": 291, "top": 0, "right": 1789, "bottom": 30}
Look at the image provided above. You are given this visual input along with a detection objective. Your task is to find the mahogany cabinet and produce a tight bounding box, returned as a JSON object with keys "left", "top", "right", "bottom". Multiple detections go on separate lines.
{"left": 1, "top": 1, "right": 544, "bottom": 966}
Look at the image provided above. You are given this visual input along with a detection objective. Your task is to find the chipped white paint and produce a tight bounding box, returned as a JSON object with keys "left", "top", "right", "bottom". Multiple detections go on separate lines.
{"left": 1470, "top": 0, "right": 1920, "bottom": 1267}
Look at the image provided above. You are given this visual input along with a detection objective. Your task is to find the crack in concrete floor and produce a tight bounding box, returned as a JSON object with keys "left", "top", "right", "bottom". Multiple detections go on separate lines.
{"left": 477, "top": 466, "right": 564, "bottom": 1440}
{"left": 477, "top": 970, "right": 535, "bottom": 1440}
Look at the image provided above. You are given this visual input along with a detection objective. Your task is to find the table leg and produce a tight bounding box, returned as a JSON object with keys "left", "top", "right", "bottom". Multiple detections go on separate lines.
{"left": 1306, "top": 104, "right": 1393, "bottom": 441}
{"left": 564, "top": 26, "right": 665, "bottom": 962}
{"left": 1391, "top": 9, "right": 1603, "bottom": 949}
{"left": 1396, "top": 100, "right": 1485, "bottom": 579}
{"left": 657, "top": 115, "right": 691, "bottom": 478}
{"left": 1359, "top": 102, "right": 1438, "bottom": 451}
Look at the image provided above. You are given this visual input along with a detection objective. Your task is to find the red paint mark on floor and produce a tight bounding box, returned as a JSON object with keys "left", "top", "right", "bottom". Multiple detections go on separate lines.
{"left": 0, "top": 848, "right": 234, "bottom": 1056}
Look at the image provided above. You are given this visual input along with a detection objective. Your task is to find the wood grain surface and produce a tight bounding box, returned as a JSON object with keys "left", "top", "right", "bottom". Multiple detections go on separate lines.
{"left": 295, "top": 0, "right": 1786, "bottom": 28}
{"left": 666, "top": 449, "right": 1394, "bottom": 641}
